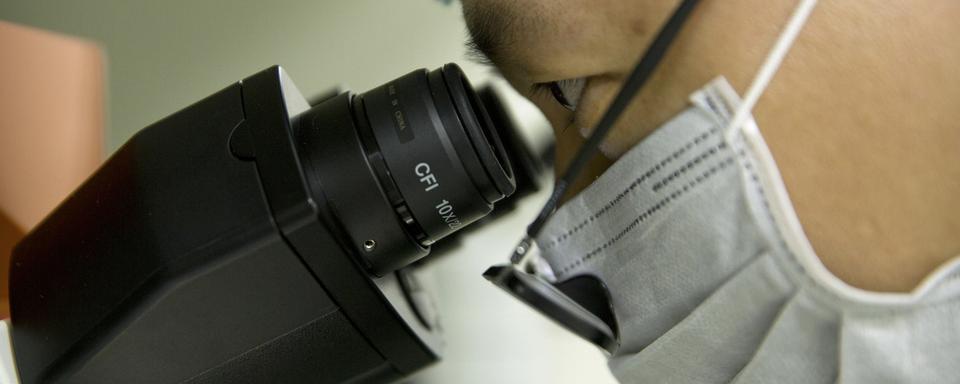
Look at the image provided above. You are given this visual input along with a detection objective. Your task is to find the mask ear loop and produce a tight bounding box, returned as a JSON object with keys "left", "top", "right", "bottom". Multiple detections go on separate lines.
{"left": 718, "top": 0, "right": 820, "bottom": 288}
{"left": 729, "top": 0, "right": 960, "bottom": 306}
{"left": 722, "top": 0, "right": 819, "bottom": 142}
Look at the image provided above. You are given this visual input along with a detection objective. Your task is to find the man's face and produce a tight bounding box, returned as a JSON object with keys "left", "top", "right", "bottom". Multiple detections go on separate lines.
{"left": 462, "top": 0, "right": 680, "bottom": 159}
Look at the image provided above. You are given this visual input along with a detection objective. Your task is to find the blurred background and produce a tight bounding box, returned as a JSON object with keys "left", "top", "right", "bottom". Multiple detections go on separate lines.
{"left": 0, "top": 0, "right": 615, "bottom": 382}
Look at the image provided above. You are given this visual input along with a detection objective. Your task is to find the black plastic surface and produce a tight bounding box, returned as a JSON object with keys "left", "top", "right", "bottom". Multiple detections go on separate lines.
{"left": 184, "top": 311, "right": 393, "bottom": 384}
{"left": 483, "top": 265, "right": 618, "bottom": 353}
{"left": 554, "top": 274, "right": 618, "bottom": 339}
{"left": 9, "top": 67, "right": 441, "bottom": 383}
{"left": 242, "top": 68, "right": 441, "bottom": 373}
{"left": 9, "top": 83, "right": 284, "bottom": 383}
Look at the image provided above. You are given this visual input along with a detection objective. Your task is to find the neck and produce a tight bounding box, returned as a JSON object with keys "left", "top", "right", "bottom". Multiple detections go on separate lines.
{"left": 575, "top": 0, "right": 960, "bottom": 292}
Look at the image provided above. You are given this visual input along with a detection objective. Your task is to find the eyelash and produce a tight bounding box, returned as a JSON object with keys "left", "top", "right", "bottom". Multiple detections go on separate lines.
{"left": 531, "top": 78, "right": 586, "bottom": 111}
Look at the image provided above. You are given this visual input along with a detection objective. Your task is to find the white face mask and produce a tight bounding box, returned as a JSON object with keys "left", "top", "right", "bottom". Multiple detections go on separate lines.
{"left": 534, "top": 76, "right": 960, "bottom": 383}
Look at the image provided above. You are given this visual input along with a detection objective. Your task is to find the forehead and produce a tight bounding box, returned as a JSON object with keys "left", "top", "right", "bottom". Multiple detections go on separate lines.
{"left": 463, "top": 0, "right": 650, "bottom": 81}
{"left": 462, "top": 0, "right": 554, "bottom": 63}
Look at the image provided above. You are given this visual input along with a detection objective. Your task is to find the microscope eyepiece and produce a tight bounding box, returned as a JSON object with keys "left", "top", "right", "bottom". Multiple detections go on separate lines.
{"left": 294, "top": 64, "right": 515, "bottom": 274}
{"left": 360, "top": 64, "right": 515, "bottom": 242}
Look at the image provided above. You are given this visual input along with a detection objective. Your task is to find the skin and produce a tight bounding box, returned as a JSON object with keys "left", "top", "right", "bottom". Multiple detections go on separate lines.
{"left": 462, "top": 0, "right": 960, "bottom": 292}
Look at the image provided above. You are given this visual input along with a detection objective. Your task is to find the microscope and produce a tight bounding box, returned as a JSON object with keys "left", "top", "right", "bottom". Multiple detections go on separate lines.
{"left": 9, "top": 64, "right": 519, "bottom": 383}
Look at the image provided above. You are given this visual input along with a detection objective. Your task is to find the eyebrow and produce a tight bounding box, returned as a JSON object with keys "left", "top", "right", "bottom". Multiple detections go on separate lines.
{"left": 463, "top": 2, "right": 524, "bottom": 66}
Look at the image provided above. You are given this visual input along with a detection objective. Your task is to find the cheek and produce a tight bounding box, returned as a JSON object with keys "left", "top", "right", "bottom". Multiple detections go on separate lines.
{"left": 500, "top": 75, "right": 575, "bottom": 133}
{"left": 596, "top": 110, "right": 645, "bottom": 159}
{"left": 572, "top": 77, "right": 650, "bottom": 159}
{"left": 528, "top": 94, "right": 576, "bottom": 134}
{"left": 572, "top": 78, "right": 621, "bottom": 144}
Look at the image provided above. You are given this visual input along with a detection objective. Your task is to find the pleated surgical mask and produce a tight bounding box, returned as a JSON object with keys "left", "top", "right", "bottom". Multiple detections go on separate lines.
{"left": 536, "top": 76, "right": 960, "bottom": 383}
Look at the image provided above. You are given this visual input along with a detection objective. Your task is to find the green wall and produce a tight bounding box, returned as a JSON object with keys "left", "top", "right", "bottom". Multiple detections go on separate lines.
{"left": 1, "top": 0, "right": 488, "bottom": 151}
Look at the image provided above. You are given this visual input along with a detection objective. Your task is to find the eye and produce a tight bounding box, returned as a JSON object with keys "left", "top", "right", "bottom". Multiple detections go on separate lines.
{"left": 535, "top": 78, "right": 586, "bottom": 111}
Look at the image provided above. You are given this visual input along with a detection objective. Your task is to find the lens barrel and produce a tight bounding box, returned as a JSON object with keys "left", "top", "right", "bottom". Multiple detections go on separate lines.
{"left": 294, "top": 64, "right": 515, "bottom": 275}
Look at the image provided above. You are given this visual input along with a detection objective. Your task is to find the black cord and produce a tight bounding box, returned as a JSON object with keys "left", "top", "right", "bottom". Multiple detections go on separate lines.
{"left": 525, "top": 0, "right": 702, "bottom": 238}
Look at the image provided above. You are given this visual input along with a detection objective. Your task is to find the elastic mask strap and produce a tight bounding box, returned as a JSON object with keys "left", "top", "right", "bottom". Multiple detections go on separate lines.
{"left": 723, "top": 0, "right": 819, "bottom": 141}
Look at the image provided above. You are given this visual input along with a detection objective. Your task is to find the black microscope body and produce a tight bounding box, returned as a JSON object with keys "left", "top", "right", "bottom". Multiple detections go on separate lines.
{"left": 10, "top": 65, "right": 514, "bottom": 384}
